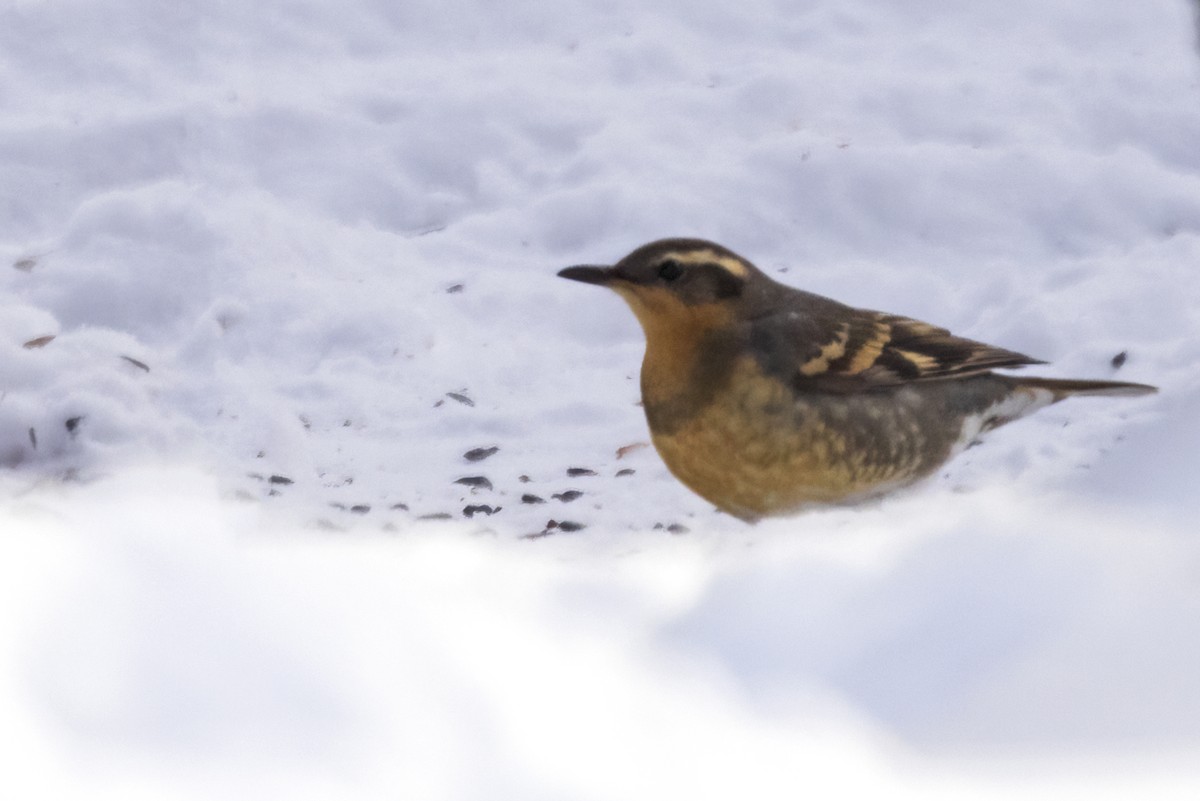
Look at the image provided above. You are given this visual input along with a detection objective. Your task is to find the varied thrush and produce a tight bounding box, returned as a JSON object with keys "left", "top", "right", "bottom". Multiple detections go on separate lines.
{"left": 559, "top": 238, "right": 1157, "bottom": 522}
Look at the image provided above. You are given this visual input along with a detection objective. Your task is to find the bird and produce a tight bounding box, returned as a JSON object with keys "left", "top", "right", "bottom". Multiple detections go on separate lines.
{"left": 558, "top": 238, "right": 1157, "bottom": 522}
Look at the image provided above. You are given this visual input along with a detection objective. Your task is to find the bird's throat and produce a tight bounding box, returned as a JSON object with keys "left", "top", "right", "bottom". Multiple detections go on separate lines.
{"left": 638, "top": 318, "right": 740, "bottom": 436}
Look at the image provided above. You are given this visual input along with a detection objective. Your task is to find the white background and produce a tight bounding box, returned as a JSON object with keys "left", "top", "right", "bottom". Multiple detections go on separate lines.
{"left": 3, "top": 1, "right": 1200, "bottom": 797}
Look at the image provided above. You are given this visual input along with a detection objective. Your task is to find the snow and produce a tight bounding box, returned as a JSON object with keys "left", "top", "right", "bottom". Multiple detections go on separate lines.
{"left": 3, "top": 0, "right": 1200, "bottom": 797}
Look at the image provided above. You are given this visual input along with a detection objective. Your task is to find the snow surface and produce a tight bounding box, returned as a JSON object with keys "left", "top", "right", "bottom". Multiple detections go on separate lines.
{"left": 3, "top": 0, "right": 1200, "bottom": 797}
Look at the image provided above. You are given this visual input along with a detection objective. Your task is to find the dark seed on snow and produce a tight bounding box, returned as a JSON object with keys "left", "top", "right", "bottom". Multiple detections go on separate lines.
{"left": 350, "top": 505, "right": 371, "bottom": 515}
{"left": 615, "top": 468, "right": 635, "bottom": 477}
{"left": 567, "top": 467, "right": 597, "bottom": 477}
{"left": 446, "top": 392, "right": 475, "bottom": 407}
{"left": 521, "top": 494, "right": 545, "bottom": 504}
{"left": 667, "top": 523, "right": 690, "bottom": 534}
{"left": 1111, "top": 351, "right": 1128, "bottom": 369}
{"left": 464, "top": 446, "right": 499, "bottom": 462}
{"left": 65, "top": 416, "right": 84, "bottom": 434}
{"left": 418, "top": 512, "right": 454, "bottom": 520}
{"left": 120, "top": 355, "right": 151, "bottom": 372}
{"left": 552, "top": 490, "right": 583, "bottom": 502}
{"left": 455, "top": 475, "right": 493, "bottom": 491}
{"left": 558, "top": 521, "right": 585, "bottom": 532}
{"left": 463, "top": 504, "right": 500, "bottom": 518}
{"left": 268, "top": 475, "right": 294, "bottom": 485}
{"left": 23, "top": 334, "right": 55, "bottom": 349}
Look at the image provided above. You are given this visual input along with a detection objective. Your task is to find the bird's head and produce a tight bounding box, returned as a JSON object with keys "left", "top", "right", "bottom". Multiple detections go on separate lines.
{"left": 558, "top": 238, "right": 764, "bottom": 336}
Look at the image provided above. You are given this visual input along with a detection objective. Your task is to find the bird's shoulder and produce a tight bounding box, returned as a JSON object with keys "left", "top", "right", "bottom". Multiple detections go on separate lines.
{"left": 740, "top": 291, "right": 1042, "bottom": 393}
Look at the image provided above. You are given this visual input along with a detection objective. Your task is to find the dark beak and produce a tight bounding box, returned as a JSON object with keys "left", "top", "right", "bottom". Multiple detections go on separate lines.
{"left": 558, "top": 265, "right": 617, "bottom": 285}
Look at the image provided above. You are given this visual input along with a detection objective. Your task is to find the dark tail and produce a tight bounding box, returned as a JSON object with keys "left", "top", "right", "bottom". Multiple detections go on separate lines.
{"left": 1016, "top": 376, "right": 1158, "bottom": 401}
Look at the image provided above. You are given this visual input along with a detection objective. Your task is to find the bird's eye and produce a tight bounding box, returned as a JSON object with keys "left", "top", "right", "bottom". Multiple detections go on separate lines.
{"left": 657, "top": 259, "right": 684, "bottom": 281}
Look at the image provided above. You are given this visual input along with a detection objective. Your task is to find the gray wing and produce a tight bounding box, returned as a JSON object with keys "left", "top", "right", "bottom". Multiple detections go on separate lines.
{"left": 746, "top": 304, "right": 1044, "bottom": 394}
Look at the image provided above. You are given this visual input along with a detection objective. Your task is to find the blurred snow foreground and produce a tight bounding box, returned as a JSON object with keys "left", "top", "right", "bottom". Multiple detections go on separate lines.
{"left": 3, "top": 0, "right": 1200, "bottom": 798}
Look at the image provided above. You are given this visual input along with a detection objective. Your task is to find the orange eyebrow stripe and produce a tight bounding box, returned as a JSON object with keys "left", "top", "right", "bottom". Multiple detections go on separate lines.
{"left": 660, "top": 249, "right": 750, "bottom": 278}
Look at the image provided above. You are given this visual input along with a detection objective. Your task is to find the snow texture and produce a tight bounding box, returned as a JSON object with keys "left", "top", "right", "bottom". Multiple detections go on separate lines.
{"left": 2, "top": 0, "right": 1200, "bottom": 798}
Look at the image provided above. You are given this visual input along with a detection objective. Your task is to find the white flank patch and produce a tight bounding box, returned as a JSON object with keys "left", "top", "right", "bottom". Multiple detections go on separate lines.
{"left": 953, "top": 386, "right": 1057, "bottom": 456}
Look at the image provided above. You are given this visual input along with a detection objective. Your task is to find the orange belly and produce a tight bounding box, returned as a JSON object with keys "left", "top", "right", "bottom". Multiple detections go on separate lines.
{"left": 646, "top": 359, "right": 958, "bottom": 521}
